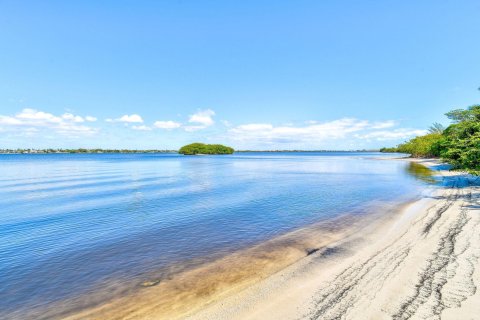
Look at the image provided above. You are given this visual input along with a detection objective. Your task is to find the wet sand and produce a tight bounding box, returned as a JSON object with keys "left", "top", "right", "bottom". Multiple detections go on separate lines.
{"left": 30, "top": 201, "right": 408, "bottom": 319}
{"left": 56, "top": 206, "right": 395, "bottom": 320}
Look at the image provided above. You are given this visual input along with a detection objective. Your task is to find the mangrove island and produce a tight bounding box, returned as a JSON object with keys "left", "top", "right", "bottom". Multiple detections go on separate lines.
{"left": 178, "top": 143, "right": 234, "bottom": 155}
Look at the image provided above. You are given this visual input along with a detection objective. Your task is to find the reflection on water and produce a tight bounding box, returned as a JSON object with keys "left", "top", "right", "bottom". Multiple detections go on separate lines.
{"left": 0, "top": 152, "right": 431, "bottom": 319}
{"left": 405, "top": 162, "right": 437, "bottom": 184}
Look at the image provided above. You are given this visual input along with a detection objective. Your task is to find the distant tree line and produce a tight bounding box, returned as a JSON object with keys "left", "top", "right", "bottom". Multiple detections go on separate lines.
{"left": 0, "top": 149, "right": 176, "bottom": 154}
{"left": 178, "top": 143, "right": 234, "bottom": 155}
{"left": 381, "top": 104, "right": 480, "bottom": 174}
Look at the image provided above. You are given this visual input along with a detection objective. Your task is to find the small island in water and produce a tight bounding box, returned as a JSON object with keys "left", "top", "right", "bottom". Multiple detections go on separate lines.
{"left": 178, "top": 143, "right": 234, "bottom": 155}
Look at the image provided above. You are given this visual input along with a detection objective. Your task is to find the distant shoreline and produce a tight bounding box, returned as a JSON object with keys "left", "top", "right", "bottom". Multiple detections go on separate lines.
{"left": 0, "top": 149, "right": 381, "bottom": 154}
{"left": 0, "top": 149, "right": 177, "bottom": 154}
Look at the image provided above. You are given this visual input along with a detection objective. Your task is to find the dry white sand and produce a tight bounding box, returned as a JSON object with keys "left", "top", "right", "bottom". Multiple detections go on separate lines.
{"left": 186, "top": 160, "right": 480, "bottom": 320}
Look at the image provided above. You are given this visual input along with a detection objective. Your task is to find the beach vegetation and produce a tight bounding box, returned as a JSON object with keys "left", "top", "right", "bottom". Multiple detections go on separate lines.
{"left": 438, "top": 105, "right": 480, "bottom": 173}
{"left": 395, "top": 133, "right": 444, "bottom": 158}
{"left": 381, "top": 104, "right": 480, "bottom": 174}
{"left": 379, "top": 147, "right": 398, "bottom": 153}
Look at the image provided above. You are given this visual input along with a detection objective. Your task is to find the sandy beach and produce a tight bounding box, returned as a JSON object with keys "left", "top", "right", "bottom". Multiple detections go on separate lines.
{"left": 186, "top": 159, "right": 480, "bottom": 320}
{"left": 55, "top": 159, "right": 480, "bottom": 320}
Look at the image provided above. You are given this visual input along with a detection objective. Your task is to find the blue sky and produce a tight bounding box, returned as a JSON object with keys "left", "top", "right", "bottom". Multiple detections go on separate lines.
{"left": 0, "top": 0, "right": 479, "bottom": 150}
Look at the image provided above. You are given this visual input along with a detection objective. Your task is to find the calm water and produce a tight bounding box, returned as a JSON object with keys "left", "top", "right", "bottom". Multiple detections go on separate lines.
{"left": 0, "top": 152, "right": 433, "bottom": 318}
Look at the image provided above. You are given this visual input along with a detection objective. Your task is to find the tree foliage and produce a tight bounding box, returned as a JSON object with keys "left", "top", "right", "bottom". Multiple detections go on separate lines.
{"left": 379, "top": 147, "right": 398, "bottom": 153}
{"left": 444, "top": 104, "right": 480, "bottom": 123}
{"left": 395, "top": 133, "right": 443, "bottom": 158}
{"left": 178, "top": 143, "right": 234, "bottom": 155}
{"left": 439, "top": 107, "right": 480, "bottom": 173}
{"left": 380, "top": 104, "right": 480, "bottom": 174}
{"left": 428, "top": 122, "right": 445, "bottom": 134}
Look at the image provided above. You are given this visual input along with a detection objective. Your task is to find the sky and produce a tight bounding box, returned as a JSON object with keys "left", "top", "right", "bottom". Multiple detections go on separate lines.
{"left": 0, "top": 0, "right": 479, "bottom": 150}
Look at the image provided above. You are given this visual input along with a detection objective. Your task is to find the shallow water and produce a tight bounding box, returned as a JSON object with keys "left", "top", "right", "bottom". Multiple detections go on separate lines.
{"left": 0, "top": 152, "right": 433, "bottom": 318}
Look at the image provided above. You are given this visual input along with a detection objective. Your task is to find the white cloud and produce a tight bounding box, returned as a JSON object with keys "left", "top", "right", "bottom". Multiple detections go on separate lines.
{"left": 118, "top": 114, "right": 143, "bottom": 123}
{"left": 230, "top": 118, "right": 369, "bottom": 143}
{"left": 370, "top": 120, "right": 396, "bottom": 129}
{"left": 188, "top": 109, "right": 215, "bottom": 127}
{"left": 132, "top": 125, "right": 152, "bottom": 131}
{"left": 0, "top": 115, "right": 22, "bottom": 125}
{"left": 107, "top": 114, "right": 143, "bottom": 123}
{"left": 62, "top": 113, "right": 84, "bottom": 122}
{"left": 0, "top": 108, "right": 98, "bottom": 136}
{"left": 228, "top": 118, "right": 425, "bottom": 148}
{"left": 154, "top": 120, "right": 182, "bottom": 129}
{"left": 355, "top": 129, "right": 428, "bottom": 141}
{"left": 85, "top": 116, "right": 97, "bottom": 122}
{"left": 16, "top": 108, "right": 63, "bottom": 123}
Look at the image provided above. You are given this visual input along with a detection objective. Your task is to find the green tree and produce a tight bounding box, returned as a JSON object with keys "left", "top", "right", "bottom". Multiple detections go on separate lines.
{"left": 395, "top": 133, "right": 443, "bottom": 157}
{"left": 444, "top": 104, "right": 480, "bottom": 123}
{"left": 428, "top": 122, "right": 445, "bottom": 134}
{"left": 439, "top": 106, "right": 480, "bottom": 172}
{"left": 379, "top": 147, "right": 398, "bottom": 153}
{"left": 178, "top": 143, "right": 234, "bottom": 155}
